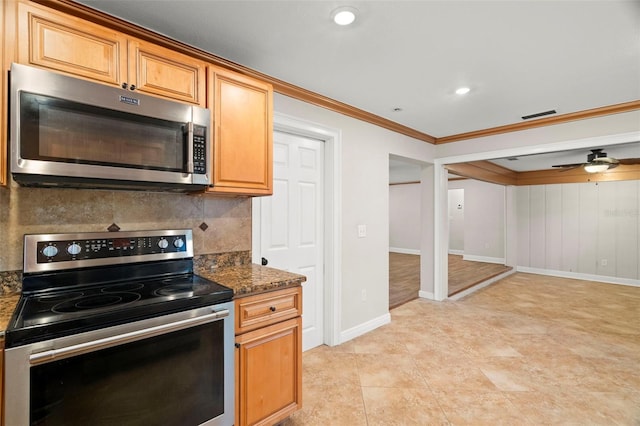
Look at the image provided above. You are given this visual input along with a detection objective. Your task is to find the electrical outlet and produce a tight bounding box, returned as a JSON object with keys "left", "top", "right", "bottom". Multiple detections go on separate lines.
{"left": 600, "top": 259, "right": 608, "bottom": 267}
{"left": 357, "top": 224, "right": 367, "bottom": 238}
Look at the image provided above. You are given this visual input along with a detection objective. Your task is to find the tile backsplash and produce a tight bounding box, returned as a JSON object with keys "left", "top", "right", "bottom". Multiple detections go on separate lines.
{"left": 0, "top": 182, "right": 252, "bottom": 273}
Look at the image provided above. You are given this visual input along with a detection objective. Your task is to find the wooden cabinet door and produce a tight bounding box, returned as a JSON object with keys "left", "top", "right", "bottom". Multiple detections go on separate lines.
{"left": 208, "top": 67, "right": 273, "bottom": 196}
{"left": 0, "top": 338, "right": 4, "bottom": 425}
{"left": 128, "top": 39, "right": 206, "bottom": 106}
{"left": 236, "top": 317, "right": 302, "bottom": 426}
{"left": 1, "top": 0, "right": 8, "bottom": 187}
{"left": 17, "top": 3, "right": 205, "bottom": 106}
{"left": 17, "top": 2, "right": 127, "bottom": 86}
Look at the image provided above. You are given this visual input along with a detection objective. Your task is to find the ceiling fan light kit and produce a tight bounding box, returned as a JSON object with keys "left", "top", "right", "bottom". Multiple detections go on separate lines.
{"left": 550, "top": 148, "right": 640, "bottom": 174}
{"left": 583, "top": 163, "right": 610, "bottom": 173}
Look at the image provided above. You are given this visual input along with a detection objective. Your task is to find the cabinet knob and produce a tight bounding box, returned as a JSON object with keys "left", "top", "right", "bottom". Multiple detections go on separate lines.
{"left": 129, "top": 84, "right": 136, "bottom": 91}
{"left": 121, "top": 82, "right": 128, "bottom": 89}
{"left": 235, "top": 343, "right": 240, "bottom": 349}
{"left": 261, "top": 257, "right": 268, "bottom": 266}
{"left": 269, "top": 306, "right": 276, "bottom": 312}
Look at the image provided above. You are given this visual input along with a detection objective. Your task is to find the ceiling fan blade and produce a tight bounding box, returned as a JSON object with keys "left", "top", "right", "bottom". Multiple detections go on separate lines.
{"left": 591, "top": 157, "right": 619, "bottom": 164}
{"left": 552, "top": 163, "right": 585, "bottom": 168}
{"left": 618, "top": 158, "right": 640, "bottom": 165}
{"left": 555, "top": 164, "right": 584, "bottom": 172}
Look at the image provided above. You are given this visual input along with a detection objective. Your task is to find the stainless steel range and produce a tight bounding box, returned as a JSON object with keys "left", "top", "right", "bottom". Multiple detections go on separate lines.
{"left": 4, "top": 229, "right": 234, "bottom": 426}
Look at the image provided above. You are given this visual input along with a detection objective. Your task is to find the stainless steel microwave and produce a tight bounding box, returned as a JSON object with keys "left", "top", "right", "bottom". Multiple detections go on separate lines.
{"left": 10, "top": 63, "right": 211, "bottom": 191}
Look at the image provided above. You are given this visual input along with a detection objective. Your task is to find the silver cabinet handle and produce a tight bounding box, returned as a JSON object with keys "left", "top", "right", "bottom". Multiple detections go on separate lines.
{"left": 30, "top": 308, "right": 229, "bottom": 365}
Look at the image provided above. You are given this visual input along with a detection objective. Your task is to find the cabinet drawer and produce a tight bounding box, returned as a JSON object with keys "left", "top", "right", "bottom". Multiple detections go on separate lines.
{"left": 235, "top": 287, "right": 301, "bottom": 334}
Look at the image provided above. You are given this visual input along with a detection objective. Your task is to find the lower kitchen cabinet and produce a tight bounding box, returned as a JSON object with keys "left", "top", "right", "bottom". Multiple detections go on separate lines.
{"left": 235, "top": 287, "right": 302, "bottom": 426}
{"left": 1, "top": 337, "right": 4, "bottom": 426}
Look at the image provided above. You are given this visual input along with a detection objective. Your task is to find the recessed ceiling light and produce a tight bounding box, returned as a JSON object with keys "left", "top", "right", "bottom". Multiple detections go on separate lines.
{"left": 332, "top": 6, "right": 357, "bottom": 25}
{"left": 455, "top": 87, "right": 470, "bottom": 95}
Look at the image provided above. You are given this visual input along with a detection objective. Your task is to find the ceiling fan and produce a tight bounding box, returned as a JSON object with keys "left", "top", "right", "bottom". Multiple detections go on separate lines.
{"left": 552, "top": 149, "right": 640, "bottom": 173}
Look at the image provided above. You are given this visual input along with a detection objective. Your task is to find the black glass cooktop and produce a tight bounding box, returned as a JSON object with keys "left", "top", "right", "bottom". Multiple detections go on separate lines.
{"left": 6, "top": 263, "right": 233, "bottom": 348}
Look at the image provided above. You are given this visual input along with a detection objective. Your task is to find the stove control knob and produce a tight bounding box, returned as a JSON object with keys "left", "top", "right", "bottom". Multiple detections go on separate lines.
{"left": 173, "top": 238, "right": 185, "bottom": 249}
{"left": 67, "top": 243, "right": 82, "bottom": 256}
{"left": 158, "top": 238, "right": 169, "bottom": 249}
{"left": 42, "top": 245, "right": 58, "bottom": 257}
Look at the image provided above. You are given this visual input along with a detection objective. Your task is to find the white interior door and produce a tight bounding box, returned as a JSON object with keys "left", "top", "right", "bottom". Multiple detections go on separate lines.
{"left": 259, "top": 131, "right": 324, "bottom": 351}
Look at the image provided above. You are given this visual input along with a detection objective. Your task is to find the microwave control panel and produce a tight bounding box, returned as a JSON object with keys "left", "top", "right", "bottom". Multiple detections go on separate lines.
{"left": 192, "top": 125, "right": 207, "bottom": 174}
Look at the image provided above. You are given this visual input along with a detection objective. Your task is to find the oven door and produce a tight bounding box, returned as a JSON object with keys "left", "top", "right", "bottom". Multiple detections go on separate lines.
{"left": 4, "top": 302, "right": 234, "bottom": 426}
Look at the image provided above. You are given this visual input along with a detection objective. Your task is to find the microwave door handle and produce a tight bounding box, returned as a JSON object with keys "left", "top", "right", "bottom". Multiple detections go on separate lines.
{"left": 186, "top": 122, "right": 194, "bottom": 174}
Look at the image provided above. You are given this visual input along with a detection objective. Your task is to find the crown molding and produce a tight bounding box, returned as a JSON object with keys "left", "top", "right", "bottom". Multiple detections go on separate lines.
{"left": 436, "top": 100, "right": 640, "bottom": 144}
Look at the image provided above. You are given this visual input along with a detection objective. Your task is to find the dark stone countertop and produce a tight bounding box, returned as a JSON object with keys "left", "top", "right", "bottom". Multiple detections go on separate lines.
{"left": 0, "top": 264, "right": 305, "bottom": 337}
{"left": 0, "top": 294, "right": 21, "bottom": 338}
{"left": 197, "top": 264, "right": 306, "bottom": 297}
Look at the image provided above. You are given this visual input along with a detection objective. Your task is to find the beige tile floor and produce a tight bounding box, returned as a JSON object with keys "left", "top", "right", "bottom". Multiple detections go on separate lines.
{"left": 283, "top": 273, "right": 640, "bottom": 425}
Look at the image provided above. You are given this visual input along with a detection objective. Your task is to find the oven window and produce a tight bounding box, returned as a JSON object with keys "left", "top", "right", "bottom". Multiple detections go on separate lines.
{"left": 30, "top": 321, "right": 225, "bottom": 426}
{"left": 19, "top": 92, "right": 186, "bottom": 172}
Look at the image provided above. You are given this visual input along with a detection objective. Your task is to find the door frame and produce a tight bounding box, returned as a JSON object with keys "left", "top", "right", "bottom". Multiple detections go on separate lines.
{"left": 252, "top": 112, "right": 342, "bottom": 347}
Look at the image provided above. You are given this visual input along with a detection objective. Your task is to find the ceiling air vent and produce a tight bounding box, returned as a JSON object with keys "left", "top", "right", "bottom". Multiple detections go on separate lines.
{"left": 521, "top": 109, "right": 557, "bottom": 120}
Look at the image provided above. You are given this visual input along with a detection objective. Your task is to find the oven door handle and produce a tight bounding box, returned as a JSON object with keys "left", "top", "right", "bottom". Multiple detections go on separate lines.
{"left": 29, "top": 308, "right": 230, "bottom": 365}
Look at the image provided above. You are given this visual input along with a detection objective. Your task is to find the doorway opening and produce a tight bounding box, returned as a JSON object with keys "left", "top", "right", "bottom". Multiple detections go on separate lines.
{"left": 388, "top": 155, "right": 422, "bottom": 309}
{"left": 446, "top": 178, "right": 511, "bottom": 297}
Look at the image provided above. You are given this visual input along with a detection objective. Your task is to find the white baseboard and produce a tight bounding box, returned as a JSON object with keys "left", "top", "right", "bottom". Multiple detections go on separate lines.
{"left": 389, "top": 247, "right": 421, "bottom": 255}
{"left": 462, "top": 254, "right": 505, "bottom": 264}
{"left": 448, "top": 269, "right": 516, "bottom": 300}
{"left": 448, "top": 249, "right": 464, "bottom": 255}
{"left": 339, "top": 313, "right": 391, "bottom": 344}
{"left": 419, "top": 290, "right": 434, "bottom": 300}
{"left": 516, "top": 266, "right": 640, "bottom": 288}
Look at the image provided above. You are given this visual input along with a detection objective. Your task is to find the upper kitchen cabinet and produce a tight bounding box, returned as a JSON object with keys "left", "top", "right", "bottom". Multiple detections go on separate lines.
{"left": 1, "top": 0, "right": 7, "bottom": 187}
{"left": 16, "top": 2, "right": 206, "bottom": 106}
{"left": 208, "top": 66, "right": 273, "bottom": 196}
{"left": 127, "top": 39, "right": 206, "bottom": 106}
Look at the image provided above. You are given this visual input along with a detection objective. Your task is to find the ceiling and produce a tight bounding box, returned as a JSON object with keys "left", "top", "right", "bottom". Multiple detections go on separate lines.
{"left": 76, "top": 0, "right": 639, "bottom": 139}
{"left": 76, "top": 0, "right": 639, "bottom": 178}
{"left": 389, "top": 141, "right": 640, "bottom": 183}
{"left": 488, "top": 142, "right": 640, "bottom": 172}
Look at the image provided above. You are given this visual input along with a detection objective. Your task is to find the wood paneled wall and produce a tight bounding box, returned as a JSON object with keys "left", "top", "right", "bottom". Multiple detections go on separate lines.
{"left": 515, "top": 180, "right": 639, "bottom": 280}
{"left": 448, "top": 161, "right": 640, "bottom": 187}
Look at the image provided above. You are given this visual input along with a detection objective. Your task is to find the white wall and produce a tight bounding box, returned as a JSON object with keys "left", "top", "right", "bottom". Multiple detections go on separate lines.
{"left": 515, "top": 180, "right": 639, "bottom": 283}
{"left": 273, "top": 93, "right": 434, "bottom": 336}
{"left": 448, "top": 179, "right": 505, "bottom": 261}
{"left": 389, "top": 183, "right": 421, "bottom": 253}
